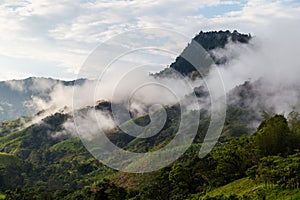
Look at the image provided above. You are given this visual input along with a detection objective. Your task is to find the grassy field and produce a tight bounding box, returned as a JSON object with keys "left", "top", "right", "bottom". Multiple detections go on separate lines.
{"left": 206, "top": 178, "right": 262, "bottom": 197}
{"left": 203, "top": 178, "right": 300, "bottom": 200}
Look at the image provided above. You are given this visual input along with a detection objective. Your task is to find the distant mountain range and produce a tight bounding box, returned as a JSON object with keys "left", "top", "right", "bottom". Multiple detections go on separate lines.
{"left": 0, "top": 77, "right": 86, "bottom": 122}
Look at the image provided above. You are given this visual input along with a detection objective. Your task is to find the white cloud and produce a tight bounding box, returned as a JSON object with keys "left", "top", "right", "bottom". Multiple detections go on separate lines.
{"left": 206, "top": 18, "right": 300, "bottom": 115}
{"left": 5, "top": 79, "right": 25, "bottom": 91}
{"left": 0, "top": 0, "right": 299, "bottom": 80}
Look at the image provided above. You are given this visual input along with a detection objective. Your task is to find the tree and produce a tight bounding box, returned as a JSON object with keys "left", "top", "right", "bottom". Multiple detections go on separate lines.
{"left": 287, "top": 111, "right": 300, "bottom": 151}
{"left": 253, "top": 115, "right": 290, "bottom": 156}
{"left": 211, "top": 136, "right": 259, "bottom": 185}
{"left": 88, "top": 179, "right": 127, "bottom": 200}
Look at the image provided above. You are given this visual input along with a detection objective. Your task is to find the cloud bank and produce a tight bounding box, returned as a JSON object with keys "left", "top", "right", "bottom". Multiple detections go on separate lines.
{"left": 0, "top": 0, "right": 299, "bottom": 80}
{"left": 207, "top": 19, "right": 300, "bottom": 115}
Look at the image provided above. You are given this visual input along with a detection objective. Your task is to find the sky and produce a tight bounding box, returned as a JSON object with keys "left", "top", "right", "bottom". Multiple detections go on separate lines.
{"left": 0, "top": 0, "right": 299, "bottom": 81}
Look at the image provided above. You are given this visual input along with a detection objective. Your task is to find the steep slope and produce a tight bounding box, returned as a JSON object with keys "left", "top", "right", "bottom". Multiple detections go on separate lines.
{"left": 156, "top": 30, "right": 251, "bottom": 76}
{"left": 0, "top": 112, "right": 115, "bottom": 194}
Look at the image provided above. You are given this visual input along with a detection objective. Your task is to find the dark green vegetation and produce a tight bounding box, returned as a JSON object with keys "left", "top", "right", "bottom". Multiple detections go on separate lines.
{"left": 1, "top": 106, "right": 300, "bottom": 199}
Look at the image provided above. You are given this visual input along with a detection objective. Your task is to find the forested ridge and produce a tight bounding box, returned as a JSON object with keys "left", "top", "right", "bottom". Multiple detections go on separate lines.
{"left": 1, "top": 109, "right": 300, "bottom": 199}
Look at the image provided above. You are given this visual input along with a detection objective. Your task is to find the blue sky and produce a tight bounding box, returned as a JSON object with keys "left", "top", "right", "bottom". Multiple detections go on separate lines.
{"left": 0, "top": 0, "right": 299, "bottom": 81}
{"left": 198, "top": 0, "right": 248, "bottom": 18}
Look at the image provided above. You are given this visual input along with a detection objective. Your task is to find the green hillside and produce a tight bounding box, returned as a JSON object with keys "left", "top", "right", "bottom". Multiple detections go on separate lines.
{"left": 0, "top": 31, "right": 299, "bottom": 199}
{"left": 1, "top": 109, "right": 300, "bottom": 199}
{"left": 0, "top": 152, "right": 24, "bottom": 192}
{"left": 0, "top": 152, "right": 22, "bottom": 167}
{"left": 200, "top": 178, "right": 300, "bottom": 200}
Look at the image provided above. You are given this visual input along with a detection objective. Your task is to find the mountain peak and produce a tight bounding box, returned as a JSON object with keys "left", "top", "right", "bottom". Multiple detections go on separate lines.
{"left": 194, "top": 30, "right": 251, "bottom": 50}
{"left": 156, "top": 30, "right": 252, "bottom": 76}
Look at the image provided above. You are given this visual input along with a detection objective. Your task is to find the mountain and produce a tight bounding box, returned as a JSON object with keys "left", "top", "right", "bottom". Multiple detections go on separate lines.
{"left": 156, "top": 30, "right": 251, "bottom": 76}
{"left": 0, "top": 31, "right": 250, "bottom": 123}
{"left": 1, "top": 30, "right": 300, "bottom": 199}
{"left": 0, "top": 30, "right": 250, "bottom": 122}
{"left": 0, "top": 77, "right": 86, "bottom": 122}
